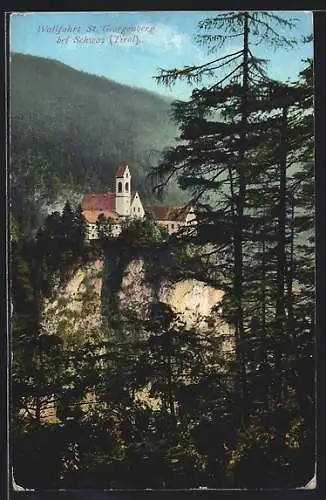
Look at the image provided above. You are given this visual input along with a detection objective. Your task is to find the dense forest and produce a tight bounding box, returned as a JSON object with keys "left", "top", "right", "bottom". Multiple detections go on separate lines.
{"left": 11, "top": 11, "right": 314, "bottom": 490}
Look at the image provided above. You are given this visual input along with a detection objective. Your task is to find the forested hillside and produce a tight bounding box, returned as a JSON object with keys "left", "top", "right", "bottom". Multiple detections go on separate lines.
{"left": 11, "top": 11, "right": 315, "bottom": 490}
{"left": 10, "top": 53, "right": 180, "bottom": 235}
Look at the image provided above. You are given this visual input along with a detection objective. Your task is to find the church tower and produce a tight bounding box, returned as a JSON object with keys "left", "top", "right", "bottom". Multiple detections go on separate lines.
{"left": 115, "top": 165, "right": 131, "bottom": 216}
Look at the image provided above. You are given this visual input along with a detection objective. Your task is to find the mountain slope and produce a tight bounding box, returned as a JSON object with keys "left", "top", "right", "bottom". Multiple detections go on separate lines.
{"left": 10, "top": 53, "right": 180, "bottom": 223}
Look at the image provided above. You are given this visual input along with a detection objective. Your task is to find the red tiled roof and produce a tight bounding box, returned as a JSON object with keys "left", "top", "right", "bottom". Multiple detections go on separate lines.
{"left": 146, "top": 205, "right": 189, "bottom": 222}
{"left": 81, "top": 193, "right": 116, "bottom": 212}
{"left": 82, "top": 191, "right": 138, "bottom": 212}
{"left": 83, "top": 210, "right": 120, "bottom": 224}
{"left": 116, "top": 165, "right": 128, "bottom": 177}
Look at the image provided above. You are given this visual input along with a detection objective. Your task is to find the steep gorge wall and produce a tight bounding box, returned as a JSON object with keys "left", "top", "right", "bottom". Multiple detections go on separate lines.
{"left": 38, "top": 254, "right": 234, "bottom": 419}
{"left": 42, "top": 259, "right": 104, "bottom": 346}
{"left": 43, "top": 255, "right": 234, "bottom": 353}
{"left": 118, "top": 258, "right": 234, "bottom": 352}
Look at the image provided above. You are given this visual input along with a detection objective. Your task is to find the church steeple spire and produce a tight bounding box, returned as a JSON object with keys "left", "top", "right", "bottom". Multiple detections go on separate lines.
{"left": 115, "top": 165, "right": 131, "bottom": 216}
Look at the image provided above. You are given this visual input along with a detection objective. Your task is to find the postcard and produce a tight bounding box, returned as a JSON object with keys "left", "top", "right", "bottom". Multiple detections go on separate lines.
{"left": 9, "top": 10, "right": 315, "bottom": 492}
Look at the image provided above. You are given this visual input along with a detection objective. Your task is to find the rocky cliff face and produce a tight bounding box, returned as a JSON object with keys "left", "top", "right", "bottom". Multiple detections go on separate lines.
{"left": 38, "top": 255, "right": 234, "bottom": 419}
{"left": 43, "top": 259, "right": 104, "bottom": 347}
{"left": 117, "top": 258, "right": 234, "bottom": 353}
{"left": 44, "top": 256, "right": 234, "bottom": 353}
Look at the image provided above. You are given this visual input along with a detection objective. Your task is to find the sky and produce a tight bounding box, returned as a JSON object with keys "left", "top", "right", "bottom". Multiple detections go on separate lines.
{"left": 10, "top": 11, "right": 313, "bottom": 100}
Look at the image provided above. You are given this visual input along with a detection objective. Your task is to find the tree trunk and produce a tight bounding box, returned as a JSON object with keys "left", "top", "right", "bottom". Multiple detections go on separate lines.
{"left": 275, "top": 104, "right": 289, "bottom": 400}
{"left": 261, "top": 236, "right": 266, "bottom": 335}
{"left": 165, "top": 334, "right": 175, "bottom": 419}
{"left": 285, "top": 193, "right": 295, "bottom": 342}
{"left": 276, "top": 105, "right": 288, "bottom": 320}
{"left": 233, "top": 11, "right": 250, "bottom": 427}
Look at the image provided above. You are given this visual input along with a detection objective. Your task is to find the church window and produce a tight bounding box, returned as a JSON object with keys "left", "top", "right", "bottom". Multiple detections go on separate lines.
{"left": 125, "top": 182, "right": 129, "bottom": 192}
{"left": 118, "top": 182, "right": 122, "bottom": 193}
{"left": 138, "top": 207, "right": 140, "bottom": 212}
{"left": 171, "top": 223, "right": 175, "bottom": 229}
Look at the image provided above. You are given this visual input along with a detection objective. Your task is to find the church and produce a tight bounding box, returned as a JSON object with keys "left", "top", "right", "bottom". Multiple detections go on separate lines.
{"left": 81, "top": 165, "right": 197, "bottom": 240}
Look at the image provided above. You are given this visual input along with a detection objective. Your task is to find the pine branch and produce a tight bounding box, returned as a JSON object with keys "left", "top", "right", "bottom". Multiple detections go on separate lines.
{"left": 247, "top": 13, "right": 297, "bottom": 50}
{"left": 154, "top": 50, "right": 243, "bottom": 88}
{"left": 198, "top": 61, "right": 244, "bottom": 98}
{"left": 198, "top": 12, "right": 246, "bottom": 34}
{"left": 201, "top": 51, "right": 243, "bottom": 74}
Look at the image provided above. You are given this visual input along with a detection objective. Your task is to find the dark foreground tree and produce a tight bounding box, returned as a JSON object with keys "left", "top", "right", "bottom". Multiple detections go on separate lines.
{"left": 150, "top": 11, "right": 314, "bottom": 486}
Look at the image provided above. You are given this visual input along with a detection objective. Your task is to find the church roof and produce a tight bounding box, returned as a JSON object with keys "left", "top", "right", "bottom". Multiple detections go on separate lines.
{"left": 83, "top": 210, "right": 121, "bottom": 224}
{"left": 82, "top": 191, "right": 138, "bottom": 213}
{"left": 146, "top": 205, "right": 189, "bottom": 222}
{"left": 81, "top": 193, "right": 116, "bottom": 212}
{"left": 116, "top": 165, "right": 128, "bottom": 177}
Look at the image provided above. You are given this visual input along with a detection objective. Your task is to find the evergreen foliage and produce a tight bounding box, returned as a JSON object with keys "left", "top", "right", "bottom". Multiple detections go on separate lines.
{"left": 11, "top": 12, "right": 314, "bottom": 489}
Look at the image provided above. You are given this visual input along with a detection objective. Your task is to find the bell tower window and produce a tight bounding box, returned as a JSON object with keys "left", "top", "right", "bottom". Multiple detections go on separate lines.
{"left": 118, "top": 182, "right": 122, "bottom": 193}
{"left": 125, "top": 182, "right": 129, "bottom": 192}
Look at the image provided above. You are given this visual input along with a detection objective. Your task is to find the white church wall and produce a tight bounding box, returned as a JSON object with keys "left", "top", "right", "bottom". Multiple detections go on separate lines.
{"left": 87, "top": 223, "right": 98, "bottom": 240}
{"left": 115, "top": 166, "right": 131, "bottom": 216}
{"left": 83, "top": 166, "right": 197, "bottom": 241}
{"left": 130, "top": 192, "right": 145, "bottom": 218}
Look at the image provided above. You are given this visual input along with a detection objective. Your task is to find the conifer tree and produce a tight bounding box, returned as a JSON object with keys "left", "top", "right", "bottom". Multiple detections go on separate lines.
{"left": 72, "top": 204, "right": 87, "bottom": 254}
{"left": 152, "top": 10, "right": 299, "bottom": 426}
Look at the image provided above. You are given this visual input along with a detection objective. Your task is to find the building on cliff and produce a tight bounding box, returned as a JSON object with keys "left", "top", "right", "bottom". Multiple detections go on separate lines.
{"left": 81, "top": 165, "right": 197, "bottom": 240}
